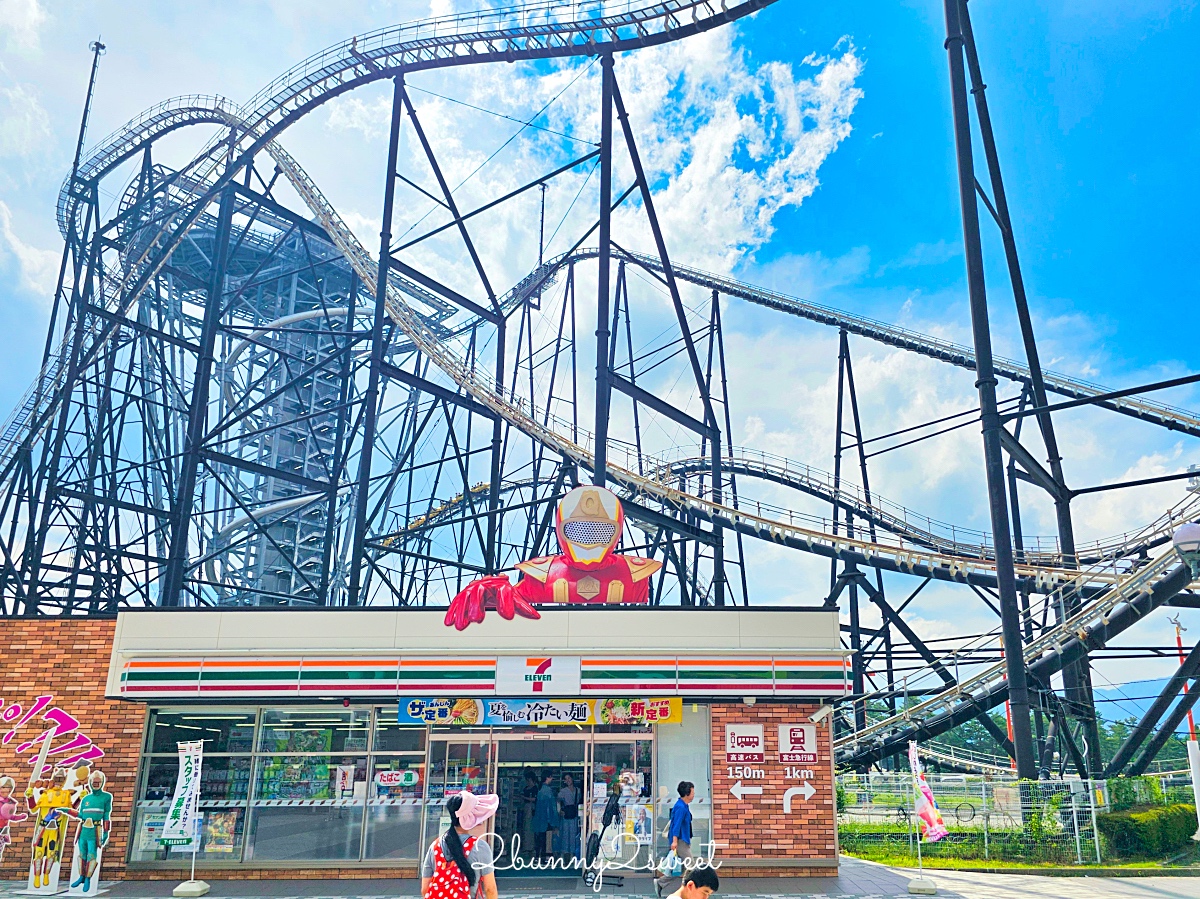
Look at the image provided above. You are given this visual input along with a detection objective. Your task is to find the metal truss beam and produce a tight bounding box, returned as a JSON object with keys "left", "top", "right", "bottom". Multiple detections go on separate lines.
{"left": 1104, "top": 638, "right": 1200, "bottom": 776}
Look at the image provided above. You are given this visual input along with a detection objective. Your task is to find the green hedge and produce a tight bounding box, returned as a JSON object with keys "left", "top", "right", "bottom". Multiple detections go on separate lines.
{"left": 1096, "top": 803, "right": 1197, "bottom": 857}
{"left": 1107, "top": 776, "right": 1164, "bottom": 811}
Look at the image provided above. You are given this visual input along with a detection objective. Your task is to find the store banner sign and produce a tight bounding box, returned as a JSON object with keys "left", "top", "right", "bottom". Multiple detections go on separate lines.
{"left": 494, "top": 656, "right": 581, "bottom": 695}
{"left": 399, "top": 696, "right": 681, "bottom": 726}
{"left": 779, "top": 724, "right": 817, "bottom": 763}
{"left": 725, "top": 723, "right": 765, "bottom": 762}
{"left": 160, "top": 740, "right": 203, "bottom": 846}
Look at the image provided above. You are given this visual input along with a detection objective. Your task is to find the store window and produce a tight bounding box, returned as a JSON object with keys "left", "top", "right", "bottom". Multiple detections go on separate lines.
{"left": 654, "top": 704, "right": 712, "bottom": 858}
{"left": 257, "top": 709, "right": 370, "bottom": 753}
{"left": 132, "top": 710, "right": 256, "bottom": 863}
{"left": 132, "top": 706, "right": 426, "bottom": 865}
{"left": 147, "top": 711, "right": 256, "bottom": 754}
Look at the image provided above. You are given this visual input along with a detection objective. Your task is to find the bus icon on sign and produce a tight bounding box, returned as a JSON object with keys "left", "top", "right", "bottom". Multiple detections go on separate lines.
{"left": 779, "top": 724, "right": 817, "bottom": 763}
{"left": 725, "top": 724, "right": 764, "bottom": 762}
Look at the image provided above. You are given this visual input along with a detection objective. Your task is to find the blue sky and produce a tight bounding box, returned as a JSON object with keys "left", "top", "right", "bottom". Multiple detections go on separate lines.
{"left": 0, "top": 0, "right": 1198, "bottom": 688}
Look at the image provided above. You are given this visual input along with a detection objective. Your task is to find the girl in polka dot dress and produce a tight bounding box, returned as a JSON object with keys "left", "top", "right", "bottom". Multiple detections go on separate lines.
{"left": 421, "top": 790, "right": 500, "bottom": 899}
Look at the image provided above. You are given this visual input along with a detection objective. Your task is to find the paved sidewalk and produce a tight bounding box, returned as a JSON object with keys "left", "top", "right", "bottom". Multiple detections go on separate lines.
{"left": 4, "top": 859, "right": 1200, "bottom": 899}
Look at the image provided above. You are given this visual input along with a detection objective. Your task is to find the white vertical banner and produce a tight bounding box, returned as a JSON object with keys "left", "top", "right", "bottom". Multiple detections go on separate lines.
{"left": 161, "top": 740, "right": 204, "bottom": 847}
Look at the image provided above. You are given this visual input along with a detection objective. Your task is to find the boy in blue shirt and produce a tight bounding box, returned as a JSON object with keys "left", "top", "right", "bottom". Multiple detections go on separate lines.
{"left": 654, "top": 781, "right": 694, "bottom": 898}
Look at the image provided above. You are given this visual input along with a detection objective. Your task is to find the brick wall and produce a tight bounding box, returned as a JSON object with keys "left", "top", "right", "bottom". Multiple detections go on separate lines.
{"left": 710, "top": 702, "right": 837, "bottom": 876}
{"left": 0, "top": 618, "right": 144, "bottom": 882}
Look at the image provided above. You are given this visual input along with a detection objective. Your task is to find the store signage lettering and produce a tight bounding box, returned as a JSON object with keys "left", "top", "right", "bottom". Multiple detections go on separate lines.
{"left": 495, "top": 656, "right": 582, "bottom": 696}
{"left": 724, "top": 724, "right": 764, "bottom": 762}
{"left": 778, "top": 724, "right": 816, "bottom": 763}
{"left": 375, "top": 769, "right": 419, "bottom": 787}
{"left": 489, "top": 700, "right": 590, "bottom": 725}
{"left": 1, "top": 693, "right": 105, "bottom": 771}
{"left": 525, "top": 658, "right": 552, "bottom": 691}
{"left": 399, "top": 697, "right": 682, "bottom": 726}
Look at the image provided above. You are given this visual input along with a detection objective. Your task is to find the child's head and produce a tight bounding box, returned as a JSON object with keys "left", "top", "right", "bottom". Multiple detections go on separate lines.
{"left": 679, "top": 866, "right": 719, "bottom": 899}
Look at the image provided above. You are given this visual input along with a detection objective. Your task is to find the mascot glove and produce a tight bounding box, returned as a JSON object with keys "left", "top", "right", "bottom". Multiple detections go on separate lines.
{"left": 445, "top": 575, "right": 541, "bottom": 631}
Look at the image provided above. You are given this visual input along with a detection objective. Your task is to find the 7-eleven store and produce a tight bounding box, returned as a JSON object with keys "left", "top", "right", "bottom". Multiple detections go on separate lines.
{"left": 106, "top": 607, "right": 846, "bottom": 879}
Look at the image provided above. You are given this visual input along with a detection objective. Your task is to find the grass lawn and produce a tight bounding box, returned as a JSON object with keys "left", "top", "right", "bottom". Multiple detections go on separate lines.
{"left": 841, "top": 850, "right": 1168, "bottom": 871}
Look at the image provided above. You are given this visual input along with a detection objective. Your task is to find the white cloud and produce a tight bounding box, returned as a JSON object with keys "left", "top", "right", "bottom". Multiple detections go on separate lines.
{"left": 0, "top": 200, "right": 58, "bottom": 301}
{"left": 0, "top": 0, "right": 45, "bottom": 54}
{"left": 0, "top": 84, "right": 51, "bottom": 159}
{"left": 324, "top": 95, "right": 393, "bottom": 140}
{"left": 340, "top": 209, "right": 383, "bottom": 248}
{"left": 571, "top": 32, "right": 866, "bottom": 272}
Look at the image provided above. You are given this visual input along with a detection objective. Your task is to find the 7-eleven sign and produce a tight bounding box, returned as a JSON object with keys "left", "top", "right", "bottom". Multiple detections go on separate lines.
{"left": 496, "top": 656, "right": 581, "bottom": 695}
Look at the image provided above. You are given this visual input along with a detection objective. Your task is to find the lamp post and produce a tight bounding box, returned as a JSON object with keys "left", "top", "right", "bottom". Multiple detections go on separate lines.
{"left": 1170, "top": 523, "right": 1200, "bottom": 840}
{"left": 1174, "top": 522, "right": 1200, "bottom": 578}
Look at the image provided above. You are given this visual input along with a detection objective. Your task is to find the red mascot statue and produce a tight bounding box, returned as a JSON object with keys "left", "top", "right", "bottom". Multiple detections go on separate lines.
{"left": 444, "top": 485, "right": 662, "bottom": 630}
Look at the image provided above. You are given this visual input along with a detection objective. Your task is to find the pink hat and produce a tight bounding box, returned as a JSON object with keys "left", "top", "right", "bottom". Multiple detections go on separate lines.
{"left": 453, "top": 788, "right": 499, "bottom": 830}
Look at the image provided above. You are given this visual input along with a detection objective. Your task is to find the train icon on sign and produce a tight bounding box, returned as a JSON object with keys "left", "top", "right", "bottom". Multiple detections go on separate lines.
{"left": 779, "top": 724, "right": 817, "bottom": 763}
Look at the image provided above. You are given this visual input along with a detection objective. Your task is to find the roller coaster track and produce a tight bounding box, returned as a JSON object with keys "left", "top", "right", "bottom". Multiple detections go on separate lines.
{"left": 22, "top": 6, "right": 1200, "bottom": 602}
{"left": 918, "top": 742, "right": 1013, "bottom": 776}
{"left": 270, "top": 138, "right": 1187, "bottom": 599}
{"left": 657, "top": 448, "right": 1182, "bottom": 567}
{"left": 836, "top": 548, "right": 1195, "bottom": 767}
{"left": 514, "top": 249, "right": 1200, "bottom": 438}
{"left": 57, "top": 0, "right": 777, "bottom": 241}
{"left": 386, "top": 447, "right": 1190, "bottom": 573}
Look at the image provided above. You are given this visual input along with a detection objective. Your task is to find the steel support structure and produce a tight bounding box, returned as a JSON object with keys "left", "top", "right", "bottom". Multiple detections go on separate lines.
{"left": 943, "top": 0, "right": 1037, "bottom": 780}
{"left": 1104, "top": 639, "right": 1200, "bottom": 776}
{"left": 4, "top": 2, "right": 1199, "bottom": 777}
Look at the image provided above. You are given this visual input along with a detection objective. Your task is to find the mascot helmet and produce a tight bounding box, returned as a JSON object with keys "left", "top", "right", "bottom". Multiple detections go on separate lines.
{"left": 555, "top": 486, "right": 623, "bottom": 569}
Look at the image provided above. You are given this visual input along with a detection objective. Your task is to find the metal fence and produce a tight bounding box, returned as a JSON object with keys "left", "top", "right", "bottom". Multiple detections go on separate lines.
{"left": 838, "top": 773, "right": 1104, "bottom": 865}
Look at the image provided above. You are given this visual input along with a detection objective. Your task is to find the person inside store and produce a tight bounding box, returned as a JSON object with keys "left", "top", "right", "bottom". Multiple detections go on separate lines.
{"left": 421, "top": 790, "right": 499, "bottom": 899}
{"left": 653, "top": 780, "right": 695, "bottom": 898}
{"left": 532, "top": 770, "right": 560, "bottom": 862}
{"left": 521, "top": 769, "right": 538, "bottom": 855}
{"left": 664, "top": 865, "right": 719, "bottom": 899}
{"left": 556, "top": 772, "right": 580, "bottom": 861}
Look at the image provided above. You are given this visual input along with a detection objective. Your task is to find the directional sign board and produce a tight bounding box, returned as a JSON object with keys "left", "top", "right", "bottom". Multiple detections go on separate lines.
{"left": 779, "top": 724, "right": 817, "bottom": 763}
{"left": 725, "top": 723, "right": 764, "bottom": 762}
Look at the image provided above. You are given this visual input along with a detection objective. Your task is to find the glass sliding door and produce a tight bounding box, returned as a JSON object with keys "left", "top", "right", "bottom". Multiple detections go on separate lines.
{"left": 491, "top": 736, "right": 587, "bottom": 873}
{"left": 421, "top": 735, "right": 493, "bottom": 859}
{"left": 588, "top": 737, "right": 655, "bottom": 873}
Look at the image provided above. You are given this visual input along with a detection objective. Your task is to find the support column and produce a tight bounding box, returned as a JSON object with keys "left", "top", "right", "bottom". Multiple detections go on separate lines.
{"left": 943, "top": 0, "right": 1036, "bottom": 779}
{"left": 593, "top": 53, "right": 614, "bottom": 487}
{"left": 161, "top": 186, "right": 236, "bottom": 606}
{"left": 347, "top": 74, "right": 405, "bottom": 606}
{"left": 957, "top": 0, "right": 1101, "bottom": 774}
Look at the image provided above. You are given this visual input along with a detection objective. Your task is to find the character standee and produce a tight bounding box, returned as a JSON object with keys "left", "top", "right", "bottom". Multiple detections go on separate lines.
{"left": 445, "top": 486, "right": 662, "bottom": 630}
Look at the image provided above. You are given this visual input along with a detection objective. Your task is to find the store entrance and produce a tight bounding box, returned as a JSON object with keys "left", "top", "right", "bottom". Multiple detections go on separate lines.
{"left": 492, "top": 736, "right": 586, "bottom": 874}
{"left": 422, "top": 732, "right": 654, "bottom": 878}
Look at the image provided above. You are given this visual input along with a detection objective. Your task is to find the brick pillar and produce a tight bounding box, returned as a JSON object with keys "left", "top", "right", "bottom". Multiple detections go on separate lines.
{"left": 710, "top": 702, "right": 837, "bottom": 877}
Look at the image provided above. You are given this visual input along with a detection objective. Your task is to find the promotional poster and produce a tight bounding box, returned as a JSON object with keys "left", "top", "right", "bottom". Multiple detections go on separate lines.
{"left": 399, "top": 697, "right": 682, "bottom": 726}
